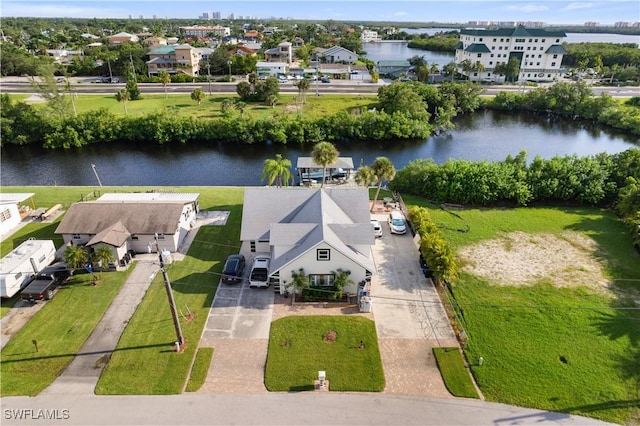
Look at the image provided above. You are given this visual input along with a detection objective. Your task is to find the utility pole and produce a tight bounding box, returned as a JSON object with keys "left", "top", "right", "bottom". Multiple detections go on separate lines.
{"left": 154, "top": 234, "right": 185, "bottom": 350}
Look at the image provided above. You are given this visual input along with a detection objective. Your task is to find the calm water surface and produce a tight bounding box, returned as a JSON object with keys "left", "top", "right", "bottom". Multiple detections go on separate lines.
{"left": 1, "top": 111, "right": 636, "bottom": 187}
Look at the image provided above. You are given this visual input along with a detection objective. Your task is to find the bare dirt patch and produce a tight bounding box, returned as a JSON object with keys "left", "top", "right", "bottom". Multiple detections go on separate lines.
{"left": 458, "top": 231, "right": 613, "bottom": 294}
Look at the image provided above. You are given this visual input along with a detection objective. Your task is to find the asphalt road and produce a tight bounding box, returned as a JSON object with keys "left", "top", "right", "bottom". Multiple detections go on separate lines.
{"left": 1, "top": 393, "right": 615, "bottom": 426}
{"left": 1, "top": 76, "right": 637, "bottom": 97}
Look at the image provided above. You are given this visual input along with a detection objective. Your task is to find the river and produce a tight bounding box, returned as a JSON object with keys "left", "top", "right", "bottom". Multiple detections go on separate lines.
{"left": 1, "top": 111, "right": 636, "bottom": 187}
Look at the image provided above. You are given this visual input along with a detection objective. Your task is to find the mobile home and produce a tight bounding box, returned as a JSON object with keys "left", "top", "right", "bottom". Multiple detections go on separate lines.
{"left": 0, "top": 239, "right": 56, "bottom": 298}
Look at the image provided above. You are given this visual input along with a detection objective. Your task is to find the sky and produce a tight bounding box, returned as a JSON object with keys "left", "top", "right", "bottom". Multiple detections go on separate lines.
{"left": 1, "top": 0, "right": 638, "bottom": 25}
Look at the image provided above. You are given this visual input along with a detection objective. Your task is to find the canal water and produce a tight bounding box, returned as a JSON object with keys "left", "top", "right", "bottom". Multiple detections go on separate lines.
{"left": 1, "top": 111, "right": 636, "bottom": 187}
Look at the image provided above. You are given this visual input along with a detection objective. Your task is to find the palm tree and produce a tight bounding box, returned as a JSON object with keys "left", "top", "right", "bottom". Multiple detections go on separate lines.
{"left": 158, "top": 71, "right": 171, "bottom": 99}
{"left": 370, "top": 157, "right": 396, "bottom": 213}
{"left": 311, "top": 141, "right": 339, "bottom": 188}
{"left": 266, "top": 94, "right": 279, "bottom": 108}
{"left": 354, "top": 165, "right": 376, "bottom": 187}
{"left": 63, "top": 244, "right": 88, "bottom": 276}
{"left": 294, "top": 78, "right": 311, "bottom": 107}
{"left": 261, "top": 153, "right": 293, "bottom": 187}
{"left": 94, "top": 245, "right": 115, "bottom": 279}
{"left": 289, "top": 268, "right": 309, "bottom": 305}
{"left": 115, "top": 89, "right": 129, "bottom": 115}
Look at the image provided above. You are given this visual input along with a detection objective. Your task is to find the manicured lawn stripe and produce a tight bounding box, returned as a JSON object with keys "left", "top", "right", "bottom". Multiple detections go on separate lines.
{"left": 433, "top": 347, "right": 479, "bottom": 399}
{"left": 265, "top": 316, "right": 385, "bottom": 392}
{"left": 185, "top": 347, "right": 214, "bottom": 392}
{"left": 0, "top": 269, "right": 131, "bottom": 396}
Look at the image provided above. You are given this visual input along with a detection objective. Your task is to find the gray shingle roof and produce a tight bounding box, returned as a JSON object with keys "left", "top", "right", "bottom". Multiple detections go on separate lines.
{"left": 241, "top": 188, "right": 375, "bottom": 275}
{"left": 55, "top": 202, "right": 185, "bottom": 235}
{"left": 87, "top": 220, "right": 131, "bottom": 247}
{"left": 465, "top": 43, "right": 491, "bottom": 53}
{"left": 460, "top": 25, "right": 566, "bottom": 38}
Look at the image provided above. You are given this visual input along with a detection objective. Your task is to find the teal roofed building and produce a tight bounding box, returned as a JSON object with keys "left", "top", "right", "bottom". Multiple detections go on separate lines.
{"left": 454, "top": 25, "right": 567, "bottom": 83}
{"left": 146, "top": 44, "right": 203, "bottom": 77}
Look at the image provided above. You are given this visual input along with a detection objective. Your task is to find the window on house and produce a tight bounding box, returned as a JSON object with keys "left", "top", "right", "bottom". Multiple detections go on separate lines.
{"left": 489, "top": 61, "right": 493, "bottom": 65}
{"left": 551, "top": 62, "right": 556, "bottom": 66}
{"left": 14, "top": 272, "right": 22, "bottom": 280}
{"left": 0, "top": 208, "right": 10, "bottom": 222}
{"left": 73, "top": 234, "right": 81, "bottom": 239}
{"left": 250, "top": 241, "right": 256, "bottom": 252}
{"left": 157, "top": 234, "right": 165, "bottom": 240}
{"left": 131, "top": 235, "right": 139, "bottom": 240}
{"left": 310, "top": 274, "right": 334, "bottom": 287}
{"left": 477, "top": 53, "right": 482, "bottom": 58}
{"left": 317, "top": 249, "right": 330, "bottom": 261}
{"left": 553, "top": 54, "right": 558, "bottom": 59}
{"left": 493, "top": 38, "right": 497, "bottom": 42}
{"left": 490, "top": 54, "right": 494, "bottom": 58}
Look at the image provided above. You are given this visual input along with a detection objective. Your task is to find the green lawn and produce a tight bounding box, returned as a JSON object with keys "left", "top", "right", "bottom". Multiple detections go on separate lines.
{"left": 402, "top": 200, "right": 640, "bottom": 424}
{"left": 433, "top": 347, "right": 479, "bottom": 399}
{"left": 0, "top": 269, "right": 131, "bottom": 396}
{"left": 94, "top": 187, "right": 244, "bottom": 394}
{"left": 20, "top": 93, "right": 377, "bottom": 120}
{"left": 265, "top": 316, "right": 385, "bottom": 392}
{"left": 185, "top": 347, "right": 214, "bottom": 392}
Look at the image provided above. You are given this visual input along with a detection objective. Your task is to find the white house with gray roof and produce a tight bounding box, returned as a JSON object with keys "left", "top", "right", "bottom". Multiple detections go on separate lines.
{"left": 241, "top": 187, "right": 375, "bottom": 295}
{"left": 55, "top": 193, "right": 199, "bottom": 267}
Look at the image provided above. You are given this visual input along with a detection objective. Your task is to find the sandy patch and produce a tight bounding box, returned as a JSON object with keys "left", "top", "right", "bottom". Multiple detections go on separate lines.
{"left": 458, "top": 231, "right": 612, "bottom": 294}
{"left": 24, "top": 94, "right": 46, "bottom": 103}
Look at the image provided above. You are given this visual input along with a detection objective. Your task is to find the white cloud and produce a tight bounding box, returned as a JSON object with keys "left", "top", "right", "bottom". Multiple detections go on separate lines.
{"left": 562, "top": 2, "right": 594, "bottom": 11}
{"left": 506, "top": 4, "right": 549, "bottom": 13}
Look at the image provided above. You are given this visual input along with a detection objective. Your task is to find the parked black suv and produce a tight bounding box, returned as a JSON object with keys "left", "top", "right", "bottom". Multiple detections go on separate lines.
{"left": 221, "top": 254, "right": 246, "bottom": 284}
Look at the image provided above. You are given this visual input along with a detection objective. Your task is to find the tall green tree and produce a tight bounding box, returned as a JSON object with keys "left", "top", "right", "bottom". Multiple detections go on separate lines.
{"left": 370, "top": 157, "right": 396, "bottom": 212}
{"left": 311, "top": 141, "right": 339, "bottom": 188}
{"left": 261, "top": 153, "right": 293, "bottom": 187}
{"left": 294, "top": 78, "right": 311, "bottom": 107}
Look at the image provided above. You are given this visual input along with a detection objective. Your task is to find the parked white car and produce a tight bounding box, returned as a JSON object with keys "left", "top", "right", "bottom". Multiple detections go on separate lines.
{"left": 371, "top": 220, "right": 383, "bottom": 238}
{"left": 249, "top": 255, "right": 271, "bottom": 288}
{"left": 388, "top": 210, "right": 407, "bottom": 235}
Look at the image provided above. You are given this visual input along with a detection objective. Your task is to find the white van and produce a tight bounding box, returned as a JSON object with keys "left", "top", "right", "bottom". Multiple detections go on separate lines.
{"left": 388, "top": 211, "right": 407, "bottom": 235}
{"left": 249, "top": 255, "right": 270, "bottom": 288}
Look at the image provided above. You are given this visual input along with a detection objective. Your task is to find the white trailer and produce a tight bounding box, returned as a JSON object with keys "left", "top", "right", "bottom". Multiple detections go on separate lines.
{"left": 0, "top": 239, "right": 56, "bottom": 298}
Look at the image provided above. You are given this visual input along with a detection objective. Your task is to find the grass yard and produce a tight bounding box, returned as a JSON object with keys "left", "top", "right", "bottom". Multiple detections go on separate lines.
{"left": 265, "top": 316, "right": 385, "bottom": 392}
{"left": 20, "top": 93, "right": 377, "bottom": 121}
{"left": 0, "top": 268, "right": 131, "bottom": 396}
{"left": 185, "top": 347, "right": 214, "bottom": 392}
{"left": 432, "top": 347, "right": 479, "bottom": 399}
{"left": 95, "top": 187, "right": 244, "bottom": 394}
{"left": 400, "top": 198, "right": 640, "bottom": 424}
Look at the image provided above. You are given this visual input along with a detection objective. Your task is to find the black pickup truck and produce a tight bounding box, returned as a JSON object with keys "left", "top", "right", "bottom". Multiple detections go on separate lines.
{"left": 20, "top": 263, "right": 70, "bottom": 302}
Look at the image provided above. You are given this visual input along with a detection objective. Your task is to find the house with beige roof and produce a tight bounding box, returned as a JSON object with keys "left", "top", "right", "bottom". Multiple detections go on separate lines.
{"left": 54, "top": 193, "right": 199, "bottom": 267}
{"left": 240, "top": 187, "right": 375, "bottom": 295}
{"left": 108, "top": 32, "right": 139, "bottom": 45}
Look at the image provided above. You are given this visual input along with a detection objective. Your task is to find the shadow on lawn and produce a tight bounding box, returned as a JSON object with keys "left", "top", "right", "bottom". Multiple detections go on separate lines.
{"left": 0, "top": 342, "right": 173, "bottom": 363}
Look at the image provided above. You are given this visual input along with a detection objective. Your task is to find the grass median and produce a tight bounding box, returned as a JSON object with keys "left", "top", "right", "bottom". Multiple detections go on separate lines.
{"left": 16, "top": 93, "right": 377, "bottom": 120}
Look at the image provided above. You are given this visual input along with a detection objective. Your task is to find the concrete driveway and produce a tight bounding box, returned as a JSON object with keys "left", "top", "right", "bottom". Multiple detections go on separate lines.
{"left": 198, "top": 253, "right": 274, "bottom": 394}
{"left": 369, "top": 211, "right": 459, "bottom": 398}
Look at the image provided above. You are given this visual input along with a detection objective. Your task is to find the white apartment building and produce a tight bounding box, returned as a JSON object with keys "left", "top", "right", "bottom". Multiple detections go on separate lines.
{"left": 361, "top": 29, "right": 382, "bottom": 43}
{"left": 455, "top": 25, "right": 567, "bottom": 82}
{"left": 180, "top": 25, "right": 230, "bottom": 38}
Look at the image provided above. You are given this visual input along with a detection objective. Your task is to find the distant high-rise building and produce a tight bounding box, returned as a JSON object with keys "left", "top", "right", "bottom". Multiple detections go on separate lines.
{"left": 228, "top": 13, "right": 235, "bottom": 20}
{"left": 200, "top": 12, "right": 211, "bottom": 20}
{"left": 614, "top": 21, "right": 630, "bottom": 28}
{"left": 213, "top": 12, "right": 221, "bottom": 19}
{"left": 584, "top": 22, "right": 599, "bottom": 27}
{"left": 139, "top": 15, "right": 143, "bottom": 20}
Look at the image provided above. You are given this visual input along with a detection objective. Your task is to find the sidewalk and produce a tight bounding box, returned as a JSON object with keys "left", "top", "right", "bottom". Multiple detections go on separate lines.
{"left": 41, "top": 255, "right": 158, "bottom": 395}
